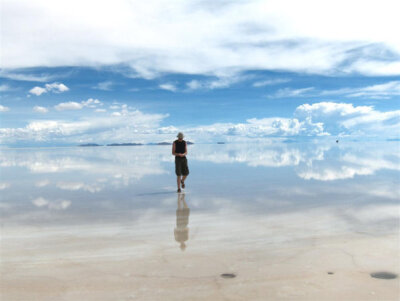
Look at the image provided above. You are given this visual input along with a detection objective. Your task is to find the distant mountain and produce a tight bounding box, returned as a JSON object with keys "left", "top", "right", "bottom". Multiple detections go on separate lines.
{"left": 78, "top": 143, "right": 102, "bottom": 147}
{"left": 80, "top": 141, "right": 196, "bottom": 146}
{"left": 107, "top": 143, "right": 143, "bottom": 146}
{"left": 217, "top": 142, "right": 225, "bottom": 144}
{"left": 156, "top": 141, "right": 194, "bottom": 145}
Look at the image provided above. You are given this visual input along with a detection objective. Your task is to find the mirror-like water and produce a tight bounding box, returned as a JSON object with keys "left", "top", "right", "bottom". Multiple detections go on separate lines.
{"left": 1, "top": 140, "right": 399, "bottom": 300}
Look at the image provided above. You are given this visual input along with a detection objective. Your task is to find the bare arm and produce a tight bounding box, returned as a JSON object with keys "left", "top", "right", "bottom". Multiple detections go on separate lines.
{"left": 183, "top": 142, "right": 188, "bottom": 156}
{"left": 172, "top": 142, "right": 176, "bottom": 156}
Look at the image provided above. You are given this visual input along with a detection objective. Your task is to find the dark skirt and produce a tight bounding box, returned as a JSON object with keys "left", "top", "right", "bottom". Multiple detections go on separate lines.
{"left": 175, "top": 156, "right": 189, "bottom": 176}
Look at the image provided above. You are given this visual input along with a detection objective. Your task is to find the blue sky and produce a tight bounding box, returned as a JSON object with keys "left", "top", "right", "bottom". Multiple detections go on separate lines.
{"left": 1, "top": 0, "right": 400, "bottom": 146}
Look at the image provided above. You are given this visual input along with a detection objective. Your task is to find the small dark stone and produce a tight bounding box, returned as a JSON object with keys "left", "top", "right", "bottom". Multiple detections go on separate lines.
{"left": 221, "top": 273, "right": 236, "bottom": 279}
{"left": 370, "top": 272, "right": 398, "bottom": 280}
{"left": 327, "top": 272, "right": 334, "bottom": 275}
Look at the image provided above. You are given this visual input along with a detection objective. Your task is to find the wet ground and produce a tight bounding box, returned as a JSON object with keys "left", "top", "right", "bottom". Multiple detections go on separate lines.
{"left": 1, "top": 140, "right": 399, "bottom": 300}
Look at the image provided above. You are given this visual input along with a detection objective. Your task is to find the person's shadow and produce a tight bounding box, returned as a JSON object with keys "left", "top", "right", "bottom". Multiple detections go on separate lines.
{"left": 174, "top": 193, "right": 190, "bottom": 251}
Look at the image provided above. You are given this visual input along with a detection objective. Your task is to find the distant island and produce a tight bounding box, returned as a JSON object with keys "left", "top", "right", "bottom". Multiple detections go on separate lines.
{"left": 156, "top": 141, "right": 194, "bottom": 145}
{"left": 107, "top": 143, "right": 143, "bottom": 146}
{"left": 78, "top": 143, "right": 102, "bottom": 147}
{"left": 217, "top": 142, "right": 225, "bottom": 144}
{"left": 78, "top": 141, "right": 194, "bottom": 147}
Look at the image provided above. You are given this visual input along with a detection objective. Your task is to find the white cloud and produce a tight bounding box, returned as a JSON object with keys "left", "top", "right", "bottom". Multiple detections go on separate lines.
{"left": 186, "top": 80, "right": 202, "bottom": 90}
{"left": 296, "top": 102, "right": 373, "bottom": 116}
{"left": 81, "top": 98, "right": 101, "bottom": 108}
{"left": 33, "top": 106, "right": 49, "bottom": 113}
{"left": 268, "top": 81, "right": 400, "bottom": 99}
{"left": 0, "top": 101, "right": 399, "bottom": 145}
{"left": 207, "top": 77, "right": 237, "bottom": 89}
{"left": 343, "top": 59, "right": 400, "bottom": 76}
{"left": 179, "top": 116, "right": 326, "bottom": 140}
{"left": 54, "top": 98, "right": 102, "bottom": 111}
{"left": 2, "top": 0, "right": 399, "bottom": 77}
{"left": 0, "top": 107, "right": 167, "bottom": 143}
{"left": 159, "top": 83, "right": 177, "bottom": 92}
{"left": 346, "top": 81, "right": 400, "bottom": 98}
{"left": 186, "top": 74, "right": 249, "bottom": 91}
{"left": 93, "top": 81, "right": 113, "bottom": 91}
{"left": 310, "top": 80, "right": 400, "bottom": 99}
{"left": 253, "top": 78, "right": 291, "bottom": 87}
{"left": 267, "top": 81, "right": 400, "bottom": 99}
{"left": 269, "top": 87, "right": 315, "bottom": 98}
{"left": 181, "top": 102, "right": 400, "bottom": 139}
{"left": 45, "top": 82, "right": 69, "bottom": 93}
{"left": 95, "top": 108, "right": 107, "bottom": 113}
{"left": 0, "top": 84, "right": 11, "bottom": 92}
{"left": 0, "top": 105, "right": 10, "bottom": 112}
{"left": 295, "top": 102, "right": 400, "bottom": 136}
{"left": 0, "top": 69, "right": 68, "bottom": 82}
{"left": 54, "top": 101, "right": 83, "bottom": 111}
{"left": 157, "top": 126, "right": 179, "bottom": 134}
{"left": 29, "top": 86, "right": 47, "bottom": 96}
{"left": 29, "top": 82, "right": 69, "bottom": 96}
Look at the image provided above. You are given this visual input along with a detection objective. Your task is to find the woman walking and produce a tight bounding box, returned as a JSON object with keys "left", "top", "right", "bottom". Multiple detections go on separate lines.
{"left": 172, "top": 132, "right": 189, "bottom": 193}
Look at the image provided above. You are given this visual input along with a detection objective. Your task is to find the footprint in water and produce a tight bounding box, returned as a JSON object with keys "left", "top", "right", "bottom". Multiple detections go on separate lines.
{"left": 370, "top": 272, "right": 398, "bottom": 280}
{"left": 221, "top": 273, "right": 236, "bottom": 279}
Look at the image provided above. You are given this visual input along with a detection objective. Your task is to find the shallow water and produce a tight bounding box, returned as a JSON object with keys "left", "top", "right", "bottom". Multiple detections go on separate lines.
{"left": 1, "top": 140, "right": 399, "bottom": 300}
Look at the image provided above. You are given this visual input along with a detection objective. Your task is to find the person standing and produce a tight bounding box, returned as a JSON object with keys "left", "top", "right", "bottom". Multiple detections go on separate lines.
{"left": 172, "top": 132, "right": 189, "bottom": 193}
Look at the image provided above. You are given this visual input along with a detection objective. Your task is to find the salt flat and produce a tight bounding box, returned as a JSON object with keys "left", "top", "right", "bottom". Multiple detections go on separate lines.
{"left": 1, "top": 140, "right": 399, "bottom": 300}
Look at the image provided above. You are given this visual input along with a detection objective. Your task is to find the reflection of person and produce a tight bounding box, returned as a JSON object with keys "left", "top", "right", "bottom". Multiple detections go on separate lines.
{"left": 174, "top": 193, "right": 190, "bottom": 251}
{"left": 172, "top": 132, "right": 189, "bottom": 193}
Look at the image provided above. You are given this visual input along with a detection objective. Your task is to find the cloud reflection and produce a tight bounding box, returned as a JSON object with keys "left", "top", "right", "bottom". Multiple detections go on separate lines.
{"left": 32, "top": 197, "right": 71, "bottom": 210}
{"left": 1, "top": 141, "right": 398, "bottom": 185}
{"left": 0, "top": 147, "right": 168, "bottom": 188}
{"left": 189, "top": 141, "right": 399, "bottom": 181}
{"left": 0, "top": 182, "right": 11, "bottom": 190}
{"left": 56, "top": 182, "right": 102, "bottom": 193}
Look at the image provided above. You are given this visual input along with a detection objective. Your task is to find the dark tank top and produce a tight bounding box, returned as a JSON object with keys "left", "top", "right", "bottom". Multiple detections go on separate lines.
{"left": 174, "top": 140, "right": 186, "bottom": 156}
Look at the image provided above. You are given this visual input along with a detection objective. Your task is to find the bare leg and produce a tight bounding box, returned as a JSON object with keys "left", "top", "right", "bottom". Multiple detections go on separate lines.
{"left": 176, "top": 176, "right": 181, "bottom": 190}
{"left": 181, "top": 175, "right": 187, "bottom": 184}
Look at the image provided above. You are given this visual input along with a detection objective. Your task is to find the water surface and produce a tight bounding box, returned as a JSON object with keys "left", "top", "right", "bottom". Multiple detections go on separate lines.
{"left": 1, "top": 140, "right": 399, "bottom": 300}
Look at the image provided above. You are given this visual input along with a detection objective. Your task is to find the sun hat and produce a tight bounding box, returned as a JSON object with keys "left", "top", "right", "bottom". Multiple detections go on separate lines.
{"left": 177, "top": 132, "right": 184, "bottom": 138}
